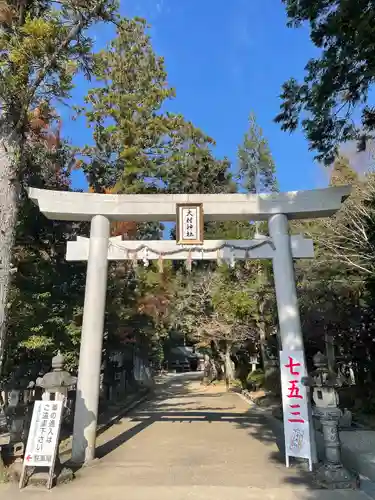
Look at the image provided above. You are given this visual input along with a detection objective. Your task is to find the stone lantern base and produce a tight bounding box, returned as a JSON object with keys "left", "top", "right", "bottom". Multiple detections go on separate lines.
{"left": 312, "top": 402, "right": 360, "bottom": 490}
{"left": 315, "top": 462, "right": 359, "bottom": 490}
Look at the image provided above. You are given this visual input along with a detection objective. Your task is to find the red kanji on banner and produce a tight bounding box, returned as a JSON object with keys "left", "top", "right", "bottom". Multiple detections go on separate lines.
{"left": 288, "top": 404, "right": 305, "bottom": 423}
{"left": 288, "top": 416, "right": 305, "bottom": 423}
{"left": 284, "top": 356, "right": 301, "bottom": 376}
{"left": 287, "top": 380, "right": 303, "bottom": 399}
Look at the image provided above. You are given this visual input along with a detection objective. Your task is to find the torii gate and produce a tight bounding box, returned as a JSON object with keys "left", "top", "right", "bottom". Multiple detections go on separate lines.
{"left": 28, "top": 186, "right": 350, "bottom": 465}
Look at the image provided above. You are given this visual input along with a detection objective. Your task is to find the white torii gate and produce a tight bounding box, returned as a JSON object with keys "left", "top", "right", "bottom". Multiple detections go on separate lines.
{"left": 28, "top": 185, "right": 350, "bottom": 465}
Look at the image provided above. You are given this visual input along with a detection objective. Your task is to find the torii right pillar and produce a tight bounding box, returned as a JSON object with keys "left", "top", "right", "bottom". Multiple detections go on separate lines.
{"left": 269, "top": 214, "right": 304, "bottom": 351}
{"left": 268, "top": 212, "right": 317, "bottom": 462}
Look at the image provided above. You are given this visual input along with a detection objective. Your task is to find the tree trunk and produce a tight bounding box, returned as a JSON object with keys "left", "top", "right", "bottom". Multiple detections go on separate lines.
{"left": 258, "top": 311, "right": 273, "bottom": 379}
{"left": 0, "top": 131, "right": 21, "bottom": 377}
{"left": 210, "top": 339, "right": 224, "bottom": 381}
{"left": 223, "top": 342, "right": 234, "bottom": 391}
{"left": 255, "top": 259, "right": 273, "bottom": 381}
{"left": 259, "top": 320, "right": 269, "bottom": 369}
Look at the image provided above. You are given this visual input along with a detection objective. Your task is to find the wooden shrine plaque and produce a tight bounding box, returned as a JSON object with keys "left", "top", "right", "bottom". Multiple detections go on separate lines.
{"left": 176, "top": 203, "right": 204, "bottom": 245}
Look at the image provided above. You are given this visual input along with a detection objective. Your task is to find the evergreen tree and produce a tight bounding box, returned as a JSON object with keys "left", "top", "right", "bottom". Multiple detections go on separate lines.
{"left": 80, "top": 17, "right": 228, "bottom": 195}
{"left": 275, "top": 0, "right": 375, "bottom": 164}
{"left": 77, "top": 17, "right": 235, "bottom": 367}
{"left": 237, "top": 113, "right": 279, "bottom": 380}
{"left": 0, "top": 0, "right": 118, "bottom": 373}
{"left": 238, "top": 113, "right": 278, "bottom": 194}
{"left": 6, "top": 114, "right": 86, "bottom": 378}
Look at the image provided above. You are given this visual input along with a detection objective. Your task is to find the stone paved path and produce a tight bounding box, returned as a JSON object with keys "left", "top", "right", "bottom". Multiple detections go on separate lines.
{"left": 0, "top": 374, "right": 371, "bottom": 499}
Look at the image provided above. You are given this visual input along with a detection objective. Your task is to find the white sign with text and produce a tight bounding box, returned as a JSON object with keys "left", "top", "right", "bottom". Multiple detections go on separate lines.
{"left": 280, "top": 350, "right": 313, "bottom": 470}
{"left": 23, "top": 400, "right": 63, "bottom": 468}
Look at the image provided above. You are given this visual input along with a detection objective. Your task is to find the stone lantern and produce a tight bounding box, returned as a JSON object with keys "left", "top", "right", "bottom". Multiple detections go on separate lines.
{"left": 32, "top": 352, "right": 77, "bottom": 486}
{"left": 303, "top": 351, "right": 359, "bottom": 489}
{"left": 37, "top": 352, "right": 77, "bottom": 402}
{"left": 36, "top": 352, "right": 77, "bottom": 432}
{"left": 2, "top": 367, "right": 31, "bottom": 453}
{"left": 2, "top": 369, "right": 36, "bottom": 477}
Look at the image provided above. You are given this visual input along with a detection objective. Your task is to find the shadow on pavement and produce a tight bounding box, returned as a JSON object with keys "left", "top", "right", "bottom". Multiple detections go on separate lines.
{"left": 96, "top": 411, "right": 268, "bottom": 458}
{"left": 235, "top": 405, "right": 319, "bottom": 490}
{"left": 94, "top": 375, "right": 349, "bottom": 494}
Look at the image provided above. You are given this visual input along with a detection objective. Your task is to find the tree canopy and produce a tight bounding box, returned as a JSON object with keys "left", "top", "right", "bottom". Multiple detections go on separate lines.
{"left": 275, "top": 0, "right": 375, "bottom": 164}
{"left": 0, "top": 0, "right": 120, "bottom": 374}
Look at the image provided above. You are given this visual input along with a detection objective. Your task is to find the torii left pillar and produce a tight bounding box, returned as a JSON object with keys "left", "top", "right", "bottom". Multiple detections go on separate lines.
{"left": 71, "top": 215, "right": 110, "bottom": 463}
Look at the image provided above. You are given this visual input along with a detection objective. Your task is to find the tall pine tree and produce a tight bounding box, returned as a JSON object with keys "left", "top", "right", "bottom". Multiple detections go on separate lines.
{"left": 0, "top": 0, "right": 118, "bottom": 374}
{"left": 237, "top": 113, "right": 279, "bottom": 380}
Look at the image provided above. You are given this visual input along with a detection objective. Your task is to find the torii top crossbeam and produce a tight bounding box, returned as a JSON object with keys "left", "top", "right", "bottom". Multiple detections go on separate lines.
{"left": 28, "top": 186, "right": 350, "bottom": 222}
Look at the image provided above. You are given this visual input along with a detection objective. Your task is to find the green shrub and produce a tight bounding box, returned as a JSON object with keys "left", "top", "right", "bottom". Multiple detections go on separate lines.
{"left": 247, "top": 369, "right": 265, "bottom": 390}
{"left": 231, "top": 379, "right": 243, "bottom": 390}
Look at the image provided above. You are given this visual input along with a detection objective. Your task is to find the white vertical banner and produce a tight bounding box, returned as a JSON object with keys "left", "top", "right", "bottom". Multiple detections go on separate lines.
{"left": 279, "top": 350, "right": 313, "bottom": 470}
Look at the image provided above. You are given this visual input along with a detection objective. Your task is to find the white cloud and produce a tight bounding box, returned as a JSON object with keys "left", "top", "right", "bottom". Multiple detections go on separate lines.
{"left": 129, "top": 0, "right": 170, "bottom": 19}
{"left": 156, "top": 0, "right": 164, "bottom": 14}
{"left": 340, "top": 140, "right": 375, "bottom": 176}
{"left": 226, "top": 2, "right": 254, "bottom": 85}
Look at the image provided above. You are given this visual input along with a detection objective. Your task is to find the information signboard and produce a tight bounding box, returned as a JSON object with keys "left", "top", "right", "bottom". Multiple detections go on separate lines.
{"left": 19, "top": 400, "right": 63, "bottom": 489}
{"left": 279, "top": 349, "right": 313, "bottom": 471}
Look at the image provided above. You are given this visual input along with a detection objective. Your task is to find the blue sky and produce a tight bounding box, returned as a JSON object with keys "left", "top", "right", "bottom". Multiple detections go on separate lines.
{"left": 65, "top": 0, "right": 330, "bottom": 192}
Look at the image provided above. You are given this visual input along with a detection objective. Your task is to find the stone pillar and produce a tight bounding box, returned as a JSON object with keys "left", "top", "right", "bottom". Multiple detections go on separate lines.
{"left": 319, "top": 408, "right": 342, "bottom": 465}
{"left": 325, "top": 333, "right": 336, "bottom": 375}
{"left": 72, "top": 215, "right": 110, "bottom": 464}
{"left": 268, "top": 214, "right": 303, "bottom": 350}
{"left": 268, "top": 213, "right": 317, "bottom": 463}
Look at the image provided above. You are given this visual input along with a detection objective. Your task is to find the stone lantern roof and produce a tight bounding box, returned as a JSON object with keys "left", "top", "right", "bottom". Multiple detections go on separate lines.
{"left": 36, "top": 352, "right": 77, "bottom": 392}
